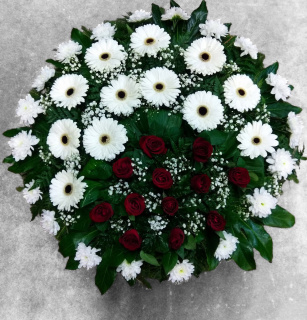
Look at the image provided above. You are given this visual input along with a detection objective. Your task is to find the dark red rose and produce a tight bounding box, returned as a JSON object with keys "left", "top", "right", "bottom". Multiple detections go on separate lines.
{"left": 89, "top": 202, "right": 114, "bottom": 223}
{"left": 124, "top": 193, "right": 146, "bottom": 216}
{"left": 191, "top": 174, "right": 211, "bottom": 193}
{"left": 113, "top": 157, "right": 133, "bottom": 179}
{"left": 193, "top": 137, "right": 213, "bottom": 163}
{"left": 119, "top": 229, "right": 142, "bottom": 251}
{"left": 228, "top": 167, "right": 250, "bottom": 188}
{"left": 207, "top": 210, "right": 226, "bottom": 231}
{"left": 169, "top": 228, "right": 185, "bottom": 250}
{"left": 152, "top": 168, "right": 173, "bottom": 189}
{"left": 162, "top": 197, "right": 179, "bottom": 216}
{"left": 139, "top": 135, "right": 167, "bottom": 158}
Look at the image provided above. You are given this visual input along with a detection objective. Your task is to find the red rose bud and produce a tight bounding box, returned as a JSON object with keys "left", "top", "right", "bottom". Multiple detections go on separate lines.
{"left": 191, "top": 174, "right": 211, "bottom": 193}
{"left": 89, "top": 202, "right": 114, "bottom": 223}
{"left": 193, "top": 137, "right": 213, "bottom": 163}
{"left": 119, "top": 229, "right": 142, "bottom": 251}
{"left": 124, "top": 193, "right": 146, "bottom": 216}
{"left": 113, "top": 157, "right": 133, "bottom": 179}
{"left": 162, "top": 197, "right": 179, "bottom": 216}
{"left": 139, "top": 135, "right": 167, "bottom": 158}
{"left": 152, "top": 168, "right": 173, "bottom": 189}
{"left": 169, "top": 228, "right": 185, "bottom": 250}
{"left": 228, "top": 167, "right": 250, "bottom": 188}
{"left": 207, "top": 210, "right": 226, "bottom": 231}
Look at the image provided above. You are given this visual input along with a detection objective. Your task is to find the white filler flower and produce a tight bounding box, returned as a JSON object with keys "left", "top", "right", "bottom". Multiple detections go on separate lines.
{"left": 267, "top": 148, "right": 296, "bottom": 179}
{"left": 41, "top": 210, "right": 60, "bottom": 235}
{"left": 140, "top": 67, "right": 180, "bottom": 107}
{"left": 183, "top": 90, "right": 224, "bottom": 132}
{"left": 47, "top": 119, "right": 81, "bottom": 160}
{"left": 184, "top": 37, "right": 226, "bottom": 76}
{"left": 16, "top": 94, "right": 43, "bottom": 125}
{"left": 100, "top": 75, "right": 141, "bottom": 116}
{"left": 237, "top": 121, "right": 279, "bottom": 159}
{"left": 116, "top": 260, "right": 143, "bottom": 281}
{"left": 199, "top": 19, "right": 228, "bottom": 40}
{"left": 23, "top": 180, "right": 42, "bottom": 204}
{"left": 128, "top": 9, "right": 152, "bottom": 23}
{"left": 214, "top": 231, "right": 239, "bottom": 261}
{"left": 234, "top": 36, "right": 258, "bottom": 59}
{"left": 8, "top": 130, "right": 39, "bottom": 161}
{"left": 32, "top": 66, "right": 55, "bottom": 91}
{"left": 83, "top": 117, "right": 128, "bottom": 161}
{"left": 75, "top": 243, "right": 102, "bottom": 270}
{"left": 55, "top": 40, "right": 82, "bottom": 63}
{"left": 161, "top": 7, "right": 190, "bottom": 21}
{"left": 223, "top": 74, "right": 261, "bottom": 112}
{"left": 130, "top": 24, "right": 170, "bottom": 57}
{"left": 168, "top": 260, "right": 195, "bottom": 284}
{"left": 50, "top": 74, "right": 89, "bottom": 110}
{"left": 266, "top": 73, "right": 291, "bottom": 101}
{"left": 91, "top": 22, "right": 116, "bottom": 41}
{"left": 49, "top": 170, "right": 87, "bottom": 211}
{"left": 246, "top": 187, "right": 278, "bottom": 218}
{"left": 287, "top": 112, "right": 304, "bottom": 149}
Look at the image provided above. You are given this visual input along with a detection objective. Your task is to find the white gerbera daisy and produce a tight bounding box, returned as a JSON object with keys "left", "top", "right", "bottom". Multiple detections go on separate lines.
{"left": 8, "top": 130, "right": 39, "bottom": 162}
{"left": 130, "top": 24, "right": 170, "bottom": 57}
{"left": 16, "top": 94, "right": 43, "bottom": 125}
{"left": 287, "top": 112, "right": 304, "bottom": 150}
{"left": 50, "top": 74, "right": 89, "bottom": 110}
{"left": 101, "top": 75, "right": 141, "bottom": 116}
{"left": 223, "top": 74, "right": 261, "bottom": 112}
{"left": 168, "top": 260, "right": 194, "bottom": 284}
{"left": 140, "top": 67, "right": 180, "bottom": 107}
{"left": 47, "top": 119, "right": 81, "bottom": 160}
{"left": 246, "top": 187, "right": 278, "bottom": 218}
{"left": 128, "top": 9, "right": 152, "bottom": 23}
{"left": 41, "top": 210, "right": 60, "bottom": 235}
{"left": 266, "top": 73, "right": 291, "bottom": 101}
{"left": 23, "top": 180, "right": 42, "bottom": 204}
{"left": 83, "top": 117, "right": 128, "bottom": 161}
{"left": 161, "top": 7, "right": 190, "bottom": 21}
{"left": 237, "top": 121, "right": 279, "bottom": 159}
{"left": 116, "top": 260, "right": 143, "bottom": 281}
{"left": 234, "top": 36, "right": 258, "bottom": 59}
{"left": 75, "top": 243, "right": 102, "bottom": 270}
{"left": 32, "top": 66, "right": 55, "bottom": 91}
{"left": 199, "top": 19, "right": 228, "bottom": 40}
{"left": 91, "top": 22, "right": 116, "bottom": 41}
{"left": 183, "top": 90, "right": 224, "bottom": 132}
{"left": 214, "top": 231, "right": 239, "bottom": 261}
{"left": 85, "top": 39, "right": 126, "bottom": 73}
{"left": 55, "top": 40, "right": 82, "bottom": 63}
{"left": 184, "top": 37, "right": 226, "bottom": 76}
{"left": 49, "top": 170, "right": 87, "bottom": 211}
{"left": 267, "top": 148, "right": 296, "bottom": 179}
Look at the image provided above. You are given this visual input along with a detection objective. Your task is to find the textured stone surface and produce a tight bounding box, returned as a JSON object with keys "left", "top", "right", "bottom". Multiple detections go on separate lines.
{"left": 0, "top": 0, "right": 306, "bottom": 319}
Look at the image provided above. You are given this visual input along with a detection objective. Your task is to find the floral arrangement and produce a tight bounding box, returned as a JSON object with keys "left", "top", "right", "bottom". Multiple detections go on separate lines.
{"left": 3, "top": 0, "right": 305, "bottom": 295}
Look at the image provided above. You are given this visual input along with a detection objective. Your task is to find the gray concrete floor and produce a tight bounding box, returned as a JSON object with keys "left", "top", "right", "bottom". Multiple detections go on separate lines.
{"left": 0, "top": 0, "right": 306, "bottom": 319}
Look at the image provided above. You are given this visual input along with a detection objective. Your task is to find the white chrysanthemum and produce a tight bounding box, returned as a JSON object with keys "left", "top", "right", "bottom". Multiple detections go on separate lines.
{"left": 8, "top": 130, "right": 39, "bottom": 162}
{"left": 91, "top": 22, "right": 116, "bottom": 41}
{"left": 128, "top": 9, "right": 152, "bottom": 22}
{"left": 49, "top": 170, "right": 87, "bottom": 211}
{"left": 47, "top": 119, "right": 81, "bottom": 160}
{"left": 184, "top": 37, "right": 226, "bottom": 76}
{"left": 83, "top": 117, "right": 128, "bottom": 161}
{"left": 55, "top": 40, "right": 82, "bottom": 63}
{"left": 183, "top": 91, "right": 224, "bottom": 132}
{"left": 214, "top": 231, "right": 239, "bottom": 261}
{"left": 140, "top": 67, "right": 180, "bottom": 107}
{"left": 50, "top": 74, "right": 89, "bottom": 110}
{"left": 223, "top": 74, "right": 261, "bottom": 112}
{"left": 246, "top": 187, "right": 278, "bottom": 218}
{"left": 116, "top": 260, "right": 143, "bottom": 281}
{"left": 130, "top": 24, "right": 170, "bottom": 57}
{"left": 85, "top": 39, "right": 126, "bottom": 73}
{"left": 234, "top": 36, "right": 258, "bottom": 59}
{"left": 267, "top": 148, "right": 296, "bottom": 179}
{"left": 266, "top": 73, "right": 291, "bottom": 101}
{"left": 168, "top": 260, "right": 194, "bottom": 284}
{"left": 41, "top": 210, "right": 60, "bottom": 235}
{"left": 23, "top": 180, "right": 42, "bottom": 204}
{"left": 199, "top": 19, "right": 228, "bottom": 40}
{"left": 16, "top": 94, "right": 43, "bottom": 125}
{"left": 75, "top": 243, "right": 102, "bottom": 270}
{"left": 100, "top": 75, "right": 141, "bottom": 116}
{"left": 287, "top": 112, "right": 304, "bottom": 149}
{"left": 161, "top": 7, "right": 190, "bottom": 21}
{"left": 237, "top": 121, "right": 279, "bottom": 159}
{"left": 32, "top": 66, "right": 55, "bottom": 91}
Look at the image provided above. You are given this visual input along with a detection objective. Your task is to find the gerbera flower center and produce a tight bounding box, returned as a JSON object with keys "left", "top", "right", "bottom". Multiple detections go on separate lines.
{"left": 199, "top": 52, "right": 211, "bottom": 62}
{"left": 100, "top": 134, "right": 111, "bottom": 145}
{"left": 236, "top": 88, "right": 246, "bottom": 97}
{"left": 116, "top": 90, "right": 127, "bottom": 100}
{"left": 66, "top": 88, "right": 75, "bottom": 97}
{"left": 252, "top": 136, "right": 261, "bottom": 145}
{"left": 145, "top": 37, "right": 156, "bottom": 45}
{"left": 61, "top": 134, "right": 69, "bottom": 145}
{"left": 197, "top": 105, "right": 209, "bottom": 117}
{"left": 64, "top": 183, "right": 73, "bottom": 195}
{"left": 100, "top": 52, "right": 111, "bottom": 61}
{"left": 154, "top": 82, "right": 165, "bottom": 92}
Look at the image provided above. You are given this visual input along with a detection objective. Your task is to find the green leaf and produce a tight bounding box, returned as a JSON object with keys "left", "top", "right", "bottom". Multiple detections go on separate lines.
{"left": 184, "top": 235, "right": 196, "bottom": 250}
{"left": 3, "top": 155, "right": 14, "bottom": 164}
{"left": 80, "top": 158, "right": 113, "bottom": 180}
{"left": 162, "top": 252, "right": 178, "bottom": 274}
{"left": 79, "top": 180, "right": 103, "bottom": 208}
{"left": 95, "top": 263, "right": 116, "bottom": 295}
{"left": 204, "top": 228, "right": 219, "bottom": 270}
{"left": 237, "top": 156, "right": 264, "bottom": 188}
{"left": 170, "top": 0, "right": 180, "bottom": 7}
{"left": 46, "top": 59, "right": 64, "bottom": 68}
{"left": 187, "top": 0, "right": 208, "bottom": 39}
{"left": 65, "top": 256, "right": 79, "bottom": 270}
{"left": 220, "top": 131, "right": 238, "bottom": 158}
{"left": 8, "top": 155, "right": 41, "bottom": 174}
{"left": 140, "top": 251, "right": 160, "bottom": 266}
{"left": 254, "top": 62, "right": 279, "bottom": 85}
{"left": 199, "top": 129, "right": 227, "bottom": 145}
{"left": 102, "top": 245, "right": 126, "bottom": 267}
{"left": 3, "top": 127, "right": 30, "bottom": 137}
{"left": 267, "top": 102, "right": 302, "bottom": 118}
{"left": 71, "top": 207, "right": 92, "bottom": 231}
{"left": 259, "top": 205, "right": 295, "bottom": 228}
{"left": 71, "top": 28, "right": 92, "bottom": 52}
{"left": 152, "top": 4, "right": 164, "bottom": 27}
